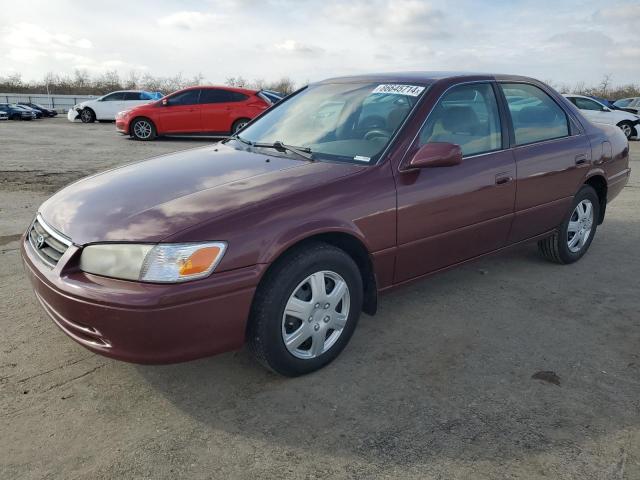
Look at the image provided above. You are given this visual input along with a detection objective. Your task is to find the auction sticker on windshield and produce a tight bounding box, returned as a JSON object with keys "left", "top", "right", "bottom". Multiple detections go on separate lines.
{"left": 371, "top": 84, "right": 425, "bottom": 96}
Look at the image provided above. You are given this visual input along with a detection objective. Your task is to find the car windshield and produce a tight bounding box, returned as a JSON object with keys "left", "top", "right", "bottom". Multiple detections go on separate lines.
{"left": 613, "top": 98, "right": 633, "bottom": 107}
{"left": 235, "top": 82, "right": 427, "bottom": 164}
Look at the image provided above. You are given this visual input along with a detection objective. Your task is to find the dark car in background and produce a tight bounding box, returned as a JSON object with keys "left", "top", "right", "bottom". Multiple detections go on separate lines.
{"left": 0, "top": 103, "right": 35, "bottom": 120}
{"left": 18, "top": 102, "right": 58, "bottom": 117}
{"left": 16, "top": 105, "right": 43, "bottom": 119}
{"left": 22, "top": 72, "right": 630, "bottom": 376}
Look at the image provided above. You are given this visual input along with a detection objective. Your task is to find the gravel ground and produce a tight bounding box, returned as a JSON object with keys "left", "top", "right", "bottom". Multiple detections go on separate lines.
{"left": 1, "top": 117, "right": 639, "bottom": 479}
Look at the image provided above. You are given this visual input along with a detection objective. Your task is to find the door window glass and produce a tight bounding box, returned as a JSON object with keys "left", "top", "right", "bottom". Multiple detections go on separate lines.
{"left": 101, "top": 92, "right": 125, "bottom": 101}
{"left": 418, "top": 83, "right": 502, "bottom": 156}
{"left": 200, "top": 89, "right": 231, "bottom": 104}
{"left": 501, "top": 83, "right": 569, "bottom": 145}
{"left": 168, "top": 89, "right": 200, "bottom": 106}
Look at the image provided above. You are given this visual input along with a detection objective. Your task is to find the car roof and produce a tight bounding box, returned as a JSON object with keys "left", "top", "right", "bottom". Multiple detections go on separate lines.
{"left": 175, "top": 85, "right": 259, "bottom": 95}
{"left": 315, "top": 71, "right": 541, "bottom": 86}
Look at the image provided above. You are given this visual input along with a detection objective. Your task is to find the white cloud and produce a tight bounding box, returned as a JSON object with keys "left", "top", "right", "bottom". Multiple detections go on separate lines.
{"left": 157, "top": 11, "right": 223, "bottom": 30}
{"left": 273, "top": 40, "right": 324, "bottom": 55}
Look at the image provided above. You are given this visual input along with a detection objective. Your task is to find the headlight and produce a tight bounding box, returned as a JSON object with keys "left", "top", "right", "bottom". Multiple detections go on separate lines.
{"left": 79, "top": 242, "right": 227, "bottom": 283}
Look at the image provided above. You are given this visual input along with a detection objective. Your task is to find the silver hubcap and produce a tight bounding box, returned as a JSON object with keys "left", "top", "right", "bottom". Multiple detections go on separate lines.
{"left": 281, "top": 270, "right": 350, "bottom": 360}
{"left": 567, "top": 199, "right": 593, "bottom": 253}
{"left": 621, "top": 124, "right": 632, "bottom": 138}
{"left": 235, "top": 121, "right": 247, "bottom": 132}
{"left": 134, "top": 120, "right": 152, "bottom": 139}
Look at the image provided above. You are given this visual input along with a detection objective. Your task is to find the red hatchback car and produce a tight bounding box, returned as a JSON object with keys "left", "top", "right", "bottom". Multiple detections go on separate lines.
{"left": 23, "top": 73, "right": 630, "bottom": 376}
{"left": 116, "top": 86, "right": 274, "bottom": 140}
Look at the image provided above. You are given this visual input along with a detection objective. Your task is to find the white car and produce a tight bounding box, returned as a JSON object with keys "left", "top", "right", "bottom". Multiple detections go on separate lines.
{"left": 67, "top": 90, "right": 162, "bottom": 123}
{"left": 564, "top": 94, "right": 640, "bottom": 140}
{"left": 613, "top": 97, "right": 640, "bottom": 114}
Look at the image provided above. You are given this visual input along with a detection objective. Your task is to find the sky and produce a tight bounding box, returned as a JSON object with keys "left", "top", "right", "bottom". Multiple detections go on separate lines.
{"left": 1, "top": 0, "right": 639, "bottom": 88}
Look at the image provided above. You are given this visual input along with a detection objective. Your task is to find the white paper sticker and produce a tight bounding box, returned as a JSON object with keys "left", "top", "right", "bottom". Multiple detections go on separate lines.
{"left": 371, "top": 84, "right": 425, "bottom": 97}
{"left": 353, "top": 155, "right": 371, "bottom": 162}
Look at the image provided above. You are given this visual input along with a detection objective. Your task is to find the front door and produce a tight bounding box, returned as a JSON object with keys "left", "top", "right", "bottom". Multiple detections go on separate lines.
{"left": 158, "top": 89, "right": 202, "bottom": 134}
{"left": 394, "top": 82, "right": 516, "bottom": 283}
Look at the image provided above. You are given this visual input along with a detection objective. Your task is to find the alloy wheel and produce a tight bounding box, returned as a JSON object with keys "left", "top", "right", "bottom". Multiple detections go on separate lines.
{"left": 620, "top": 123, "right": 632, "bottom": 138}
{"left": 133, "top": 120, "right": 152, "bottom": 139}
{"left": 281, "top": 270, "right": 350, "bottom": 360}
{"left": 567, "top": 199, "right": 594, "bottom": 253}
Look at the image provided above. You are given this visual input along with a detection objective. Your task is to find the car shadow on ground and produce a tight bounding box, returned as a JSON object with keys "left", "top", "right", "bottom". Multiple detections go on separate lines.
{"left": 136, "top": 223, "right": 639, "bottom": 468}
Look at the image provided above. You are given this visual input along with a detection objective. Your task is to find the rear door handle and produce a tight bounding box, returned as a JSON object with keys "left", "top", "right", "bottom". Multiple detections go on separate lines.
{"left": 495, "top": 174, "right": 513, "bottom": 185}
{"left": 575, "top": 154, "right": 587, "bottom": 165}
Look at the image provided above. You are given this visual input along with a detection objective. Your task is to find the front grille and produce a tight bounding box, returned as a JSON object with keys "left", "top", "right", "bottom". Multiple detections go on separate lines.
{"left": 28, "top": 215, "right": 71, "bottom": 267}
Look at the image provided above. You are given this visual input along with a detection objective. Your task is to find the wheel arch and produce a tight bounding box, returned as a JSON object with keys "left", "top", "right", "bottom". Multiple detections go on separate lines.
{"left": 255, "top": 229, "right": 378, "bottom": 317}
{"left": 584, "top": 173, "right": 607, "bottom": 224}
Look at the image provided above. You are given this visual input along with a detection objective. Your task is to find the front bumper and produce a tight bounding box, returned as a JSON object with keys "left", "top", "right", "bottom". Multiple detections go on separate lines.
{"left": 21, "top": 231, "right": 262, "bottom": 364}
{"left": 115, "top": 119, "right": 128, "bottom": 133}
{"left": 67, "top": 108, "right": 80, "bottom": 122}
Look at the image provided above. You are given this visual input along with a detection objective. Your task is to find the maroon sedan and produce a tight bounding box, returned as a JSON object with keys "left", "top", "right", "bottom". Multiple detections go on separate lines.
{"left": 21, "top": 73, "right": 630, "bottom": 376}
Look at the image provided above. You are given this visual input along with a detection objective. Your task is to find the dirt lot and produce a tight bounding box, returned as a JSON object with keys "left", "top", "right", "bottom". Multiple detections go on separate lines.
{"left": 1, "top": 117, "right": 639, "bottom": 479}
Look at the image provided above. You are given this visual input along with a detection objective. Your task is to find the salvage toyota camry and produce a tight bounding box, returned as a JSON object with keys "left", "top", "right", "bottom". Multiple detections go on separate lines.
{"left": 22, "top": 72, "right": 631, "bottom": 376}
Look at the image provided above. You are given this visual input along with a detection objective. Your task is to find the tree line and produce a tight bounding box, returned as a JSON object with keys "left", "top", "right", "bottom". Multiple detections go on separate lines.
{"left": 0, "top": 70, "right": 298, "bottom": 96}
{"left": 0, "top": 71, "right": 637, "bottom": 100}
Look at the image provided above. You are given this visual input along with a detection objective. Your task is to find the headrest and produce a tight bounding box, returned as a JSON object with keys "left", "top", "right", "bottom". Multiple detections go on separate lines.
{"left": 440, "top": 106, "right": 479, "bottom": 134}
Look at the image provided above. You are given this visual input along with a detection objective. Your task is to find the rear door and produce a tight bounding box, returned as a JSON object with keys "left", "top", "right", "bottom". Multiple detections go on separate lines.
{"left": 199, "top": 89, "right": 234, "bottom": 133}
{"left": 123, "top": 91, "right": 152, "bottom": 109}
{"left": 500, "top": 83, "right": 591, "bottom": 242}
{"left": 394, "top": 81, "right": 516, "bottom": 282}
{"left": 95, "top": 92, "right": 125, "bottom": 119}
{"left": 157, "top": 89, "right": 202, "bottom": 134}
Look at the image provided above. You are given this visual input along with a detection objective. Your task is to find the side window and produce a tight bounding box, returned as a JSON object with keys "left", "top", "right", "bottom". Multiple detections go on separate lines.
{"left": 168, "top": 89, "right": 200, "bottom": 106}
{"left": 101, "top": 92, "right": 125, "bottom": 101}
{"left": 501, "top": 83, "right": 569, "bottom": 145}
{"left": 200, "top": 89, "right": 231, "bottom": 104}
{"left": 573, "top": 97, "right": 603, "bottom": 111}
{"left": 229, "top": 92, "right": 249, "bottom": 102}
{"left": 124, "top": 92, "right": 142, "bottom": 101}
{"left": 418, "top": 83, "right": 502, "bottom": 157}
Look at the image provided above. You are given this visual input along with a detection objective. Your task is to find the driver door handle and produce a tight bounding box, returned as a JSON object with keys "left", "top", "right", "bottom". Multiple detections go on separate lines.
{"left": 495, "top": 174, "right": 513, "bottom": 185}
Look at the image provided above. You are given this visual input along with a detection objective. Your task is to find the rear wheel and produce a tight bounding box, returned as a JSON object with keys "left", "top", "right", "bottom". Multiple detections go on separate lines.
{"left": 618, "top": 121, "right": 634, "bottom": 139}
{"left": 130, "top": 118, "right": 157, "bottom": 141}
{"left": 538, "top": 185, "right": 599, "bottom": 264}
{"left": 231, "top": 118, "right": 250, "bottom": 134}
{"left": 248, "top": 242, "right": 363, "bottom": 376}
{"left": 80, "top": 108, "right": 96, "bottom": 123}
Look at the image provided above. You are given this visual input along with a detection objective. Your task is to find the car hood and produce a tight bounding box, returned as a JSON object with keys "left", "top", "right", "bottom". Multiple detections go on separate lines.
{"left": 39, "top": 143, "right": 364, "bottom": 245}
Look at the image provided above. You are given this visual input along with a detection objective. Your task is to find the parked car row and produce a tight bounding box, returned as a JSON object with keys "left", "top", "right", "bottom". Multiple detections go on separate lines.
{"left": 66, "top": 86, "right": 284, "bottom": 140}
{"left": 0, "top": 102, "right": 58, "bottom": 121}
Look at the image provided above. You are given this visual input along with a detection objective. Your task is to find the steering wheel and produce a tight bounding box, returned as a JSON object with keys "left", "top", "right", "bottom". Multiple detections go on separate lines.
{"left": 364, "top": 129, "right": 392, "bottom": 141}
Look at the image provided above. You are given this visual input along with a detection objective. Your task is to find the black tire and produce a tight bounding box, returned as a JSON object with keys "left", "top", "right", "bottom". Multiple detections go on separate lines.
{"left": 80, "top": 108, "right": 96, "bottom": 123}
{"left": 538, "top": 185, "right": 600, "bottom": 264}
{"left": 247, "top": 242, "right": 363, "bottom": 376}
{"left": 130, "top": 118, "right": 157, "bottom": 141}
{"left": 231, "top": 118, "right": 250, "bottom": 134}
{"left": 617, "top": 121, "right": 634, "bottom": 139}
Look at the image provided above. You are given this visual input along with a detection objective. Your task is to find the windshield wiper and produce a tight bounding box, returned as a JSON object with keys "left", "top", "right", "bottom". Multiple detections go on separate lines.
{"left": 252, "top": 140, "right": 314, "bottom": 161}
{"left": 225, "top": 134, "right": 251, "bottom": 146}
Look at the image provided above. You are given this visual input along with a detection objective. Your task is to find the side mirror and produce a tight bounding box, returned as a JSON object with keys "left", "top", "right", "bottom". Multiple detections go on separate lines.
{"left": 602, "top": 106, "right": 611, "bottom": 112}
{"left": 404, "top": 142, "right": 463, "bottom": 170}
{"left": 162, "top": 98, "right": 169, "bottom": 106}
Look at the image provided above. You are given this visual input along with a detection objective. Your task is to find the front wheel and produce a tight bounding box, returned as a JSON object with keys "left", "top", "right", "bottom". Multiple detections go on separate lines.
{"left": 80, "top": 108, "right": 96, "bottom": 123}
{"left": 538, "top": 185, "right": 600, "bottom": 264}
{"left": 130, "top": 118, "right": 157, "bottom": 141}
{"left": 248, "top": 242, "right": 363, "bottom": 376}
{"left": 618, "top": 121, "right": 634, "bottom": 139}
